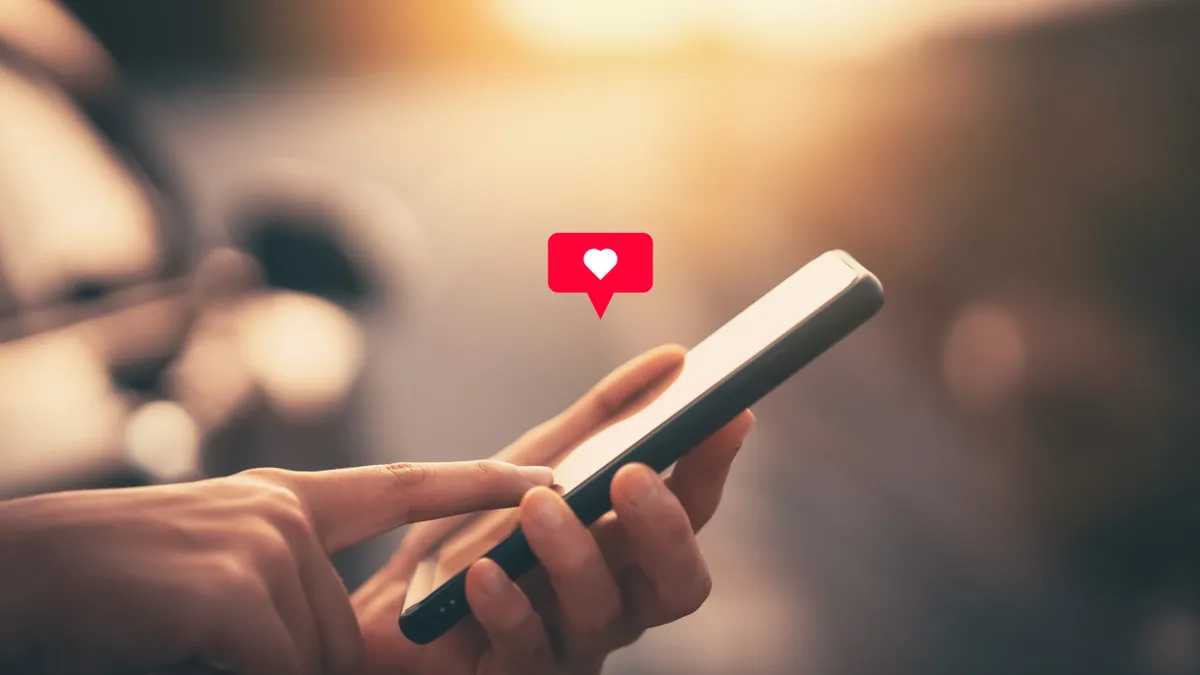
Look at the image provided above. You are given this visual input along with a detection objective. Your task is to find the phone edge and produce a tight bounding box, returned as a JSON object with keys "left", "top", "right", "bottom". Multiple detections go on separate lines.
{"left": 399, "top": 252, "right": 884, "bottom": 644}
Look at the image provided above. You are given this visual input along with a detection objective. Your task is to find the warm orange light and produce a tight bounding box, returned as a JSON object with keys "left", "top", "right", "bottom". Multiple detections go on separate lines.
{"left": 712, "top": 0, "right": 920, "bottom": 56}
{"left": 493, "top": 0, "right": 697, "bottom": 52}
{"left": 492, "top": 0, "right": 1104, "bottom": 57}
{"left": 492, "top": 0, "right": 928, "bottom": 56}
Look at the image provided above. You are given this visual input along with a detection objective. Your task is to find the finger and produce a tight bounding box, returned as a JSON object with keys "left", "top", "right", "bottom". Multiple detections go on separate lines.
{"left": 665, "top": 410, "right": 754, "bottom": 532}
{"left": 520, "top": 487, "right": 623, "bottom": 655}
{"left": 265, "top": 562, "right": 322, "bottom": 675}
{"left": 466, "top": 559, "right": 557, "bottom": 675}
{"left": 499, "top": 345, "right": 687, "bottom": 465}
{"left": 205, "top": 602, "right": 303, "bottom": 675}
{"left": 289, "top": 461, "right": 554, "bottom": 552}
{"left": 590, "top": 410, "right": 753, "bottom": 567}
{"left": 610, "top": 463, "right": 712, "bottom": 626}
{"left": 287, "top": 529, "right": 364, "bottom": 675}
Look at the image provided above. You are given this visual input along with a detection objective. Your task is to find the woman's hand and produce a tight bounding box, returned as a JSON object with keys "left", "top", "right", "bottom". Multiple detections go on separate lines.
{"left": 0, "top": 460, "right": 552, "bottom": 675}
{"left": 353, "top": 345, "right": 754, "bottom": 675}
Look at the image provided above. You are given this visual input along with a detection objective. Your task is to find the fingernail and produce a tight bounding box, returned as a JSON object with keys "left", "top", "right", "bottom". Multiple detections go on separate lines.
{"left": 625, "top": 465, "right": 659, "bottom": 508}
{"left": 517, "top": 465, "right": 554, "bottom": 486}
{"left": 478, "top": 560, "right": 509, "bottom": 597}
{"left": 529, "top": 489, "right": 564, "bottom": 529}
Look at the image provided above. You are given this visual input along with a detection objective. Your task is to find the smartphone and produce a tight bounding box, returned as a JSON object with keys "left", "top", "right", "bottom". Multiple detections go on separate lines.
{"left": 399, "top": 249, "right": 883, "bottom": 644}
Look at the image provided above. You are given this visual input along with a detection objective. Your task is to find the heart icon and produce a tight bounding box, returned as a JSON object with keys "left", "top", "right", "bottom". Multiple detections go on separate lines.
{"left": 583, "top": 248, "right": 618, "bottom": 280}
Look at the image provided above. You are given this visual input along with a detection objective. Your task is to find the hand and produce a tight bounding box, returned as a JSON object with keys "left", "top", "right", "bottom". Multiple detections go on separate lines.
{"left": 0, "top": 460, "right": 553, "bottom": 675}
{"left": 353, "top": 345, "right": 755, "bottom": 675}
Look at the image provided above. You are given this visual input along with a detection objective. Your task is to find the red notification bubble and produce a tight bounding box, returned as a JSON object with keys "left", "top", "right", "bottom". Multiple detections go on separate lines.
{"left": 548, "top": 232, "right": 653, "bottom": 318}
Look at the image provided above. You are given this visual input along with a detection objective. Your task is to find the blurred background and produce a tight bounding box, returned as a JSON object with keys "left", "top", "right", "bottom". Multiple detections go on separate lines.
{"left": 3, "top": 0, "right": 1200, "bottom": 673}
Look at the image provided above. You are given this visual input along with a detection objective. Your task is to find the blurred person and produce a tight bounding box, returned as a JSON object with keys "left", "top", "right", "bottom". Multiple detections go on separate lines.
{"left": 0, "top": 0, "right": 198, "bottom": 496}
{"left": 1, "top": 345, "right": 755, "bottom": 675}
{"left": 0, "top": 0, "right": 399, "bottom": 590}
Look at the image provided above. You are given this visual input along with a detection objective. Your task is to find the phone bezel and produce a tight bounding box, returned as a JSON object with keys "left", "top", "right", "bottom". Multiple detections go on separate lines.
{"left": 398, "top": 251, "right": 884, "bottom": 644}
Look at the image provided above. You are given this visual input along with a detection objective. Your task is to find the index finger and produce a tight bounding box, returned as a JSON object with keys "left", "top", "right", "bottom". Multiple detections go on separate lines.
{"left": 388, "top": 346, "right": 689, "bottom": 576}
{"left": 288, "top": 461, "right": 554, "bottom": 553}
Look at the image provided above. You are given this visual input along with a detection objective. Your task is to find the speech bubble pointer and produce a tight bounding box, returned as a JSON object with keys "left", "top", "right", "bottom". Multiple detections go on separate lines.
{"left": 586, "top": 289, "right": 614, "bottom": 318}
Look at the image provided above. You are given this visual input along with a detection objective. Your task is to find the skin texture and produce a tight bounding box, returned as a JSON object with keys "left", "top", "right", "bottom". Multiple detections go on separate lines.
{"left": 0, "top": 461, "right": 554, "bottom": 675}
{"left": 0, "top": 344, "right": 753, "bottom": 675}
{"left": 352, "top": 344, "right": 755, "bottom": 675}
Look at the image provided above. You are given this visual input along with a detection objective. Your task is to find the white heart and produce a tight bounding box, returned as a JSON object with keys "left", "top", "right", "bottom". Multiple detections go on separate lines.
{"left": 583, "top": 248, "right": 618, "bottom": 280}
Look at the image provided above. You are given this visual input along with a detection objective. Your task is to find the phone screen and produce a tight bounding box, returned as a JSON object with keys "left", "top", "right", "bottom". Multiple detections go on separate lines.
{"left": 402, "top": 251, "right": 863, "bottom": 610}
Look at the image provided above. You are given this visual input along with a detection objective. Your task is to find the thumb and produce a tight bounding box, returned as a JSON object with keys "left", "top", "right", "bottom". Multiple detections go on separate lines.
{"left": 498, "top": 344, "right": 687, "bottom": 465}
{"left": 287, "top": 461, "right": 554, "bottom": 553}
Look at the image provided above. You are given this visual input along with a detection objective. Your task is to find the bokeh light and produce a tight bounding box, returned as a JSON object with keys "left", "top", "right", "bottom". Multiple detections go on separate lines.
{"left": 0, "top": 331, "right": 126, "bottom": 492}
{"left": 125, "top": 400, "right": 201, "bottom": 481}
{"left": 237, "top": 292, "right": 365, "bottom": 419}
{"left": 942, "top": 304, "right": 1026, "bottom": 414}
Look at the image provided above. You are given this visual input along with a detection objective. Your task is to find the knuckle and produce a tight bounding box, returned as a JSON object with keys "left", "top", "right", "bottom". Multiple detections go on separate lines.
{"left": 475, "top": 460, "right": 505, "bottom": 479}
{"left": 670, "top": 571, "right": 712, "bottom": 618}
{"left": 599, "top": 389, "right": 627, "bottom": 419}
{"left": 381, "top": 462, "right": 429, "bottom": 490}
{"left": 265, "top": 495, "right": 313, "bottom": 539}
{"left": 237, "top": 517, "right": 296, "bottom": 574}
{"left": 600, "top": 594, "right": 625, "bottom": 627}
{"left": 237, "top": 466, "right": 292, "bottom": 488}
{"left": 589, "top": 387, "right": 626, "bottom": 422}
{"left": 664, "top": 518, "right": 694, "bottom": 552}
{"left": 517, "top": 618, "right": 556, "bottom": 668}
{"left": 256, "top": 527, "right": 296, "bottom": 572}
{"left": 257, "top": 484, "right": 306, "bottom": 519}
{"left": 206, "top": 553, "right": 262, "bottom": 600}
{"left": 692, "top": 571, "right": 714, "bottom": 609}
{"left": 191, "top": 555, "right": 275, "bottom": 634}
{"left": 555, "top": 546, "right": 592, "bottom": 574}
{"left": 559, "top": 542, "right": 592, "bottom": 569}
{"left": 212, "top": 552, "right": 250, "bottom": 581}
{"left": 610, "top": 625, "right": 645, "bottom": 651}
{"left": 232, "top": 469, "right": 307, "bottom": 512}
{"left": 574, "top": 603, "right": 621, "bottom": 642}
{"left": 689, "top": 499, "right": 720, "bottom": 533}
